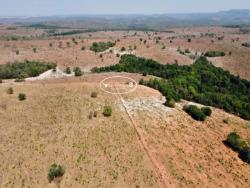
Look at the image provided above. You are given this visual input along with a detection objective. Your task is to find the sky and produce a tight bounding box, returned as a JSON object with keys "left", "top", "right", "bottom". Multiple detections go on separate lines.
{"left": 0, "top": 0, "right": 250, "bottom": 16}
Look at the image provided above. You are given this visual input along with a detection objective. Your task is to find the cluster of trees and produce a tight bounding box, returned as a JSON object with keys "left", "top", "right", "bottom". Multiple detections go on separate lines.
{"left": 183, "top": 105, "right": 212, "bottom": 121}
{"left": 204, "top": 51, "right": 225, "bottom": 57}
{"left": 90, "top": 42, "right": 115, "bottom": 53}
{"left": 242, "top": 42, "right": 250, "bottom": 48}
{"left": 0, "top": 60, "right": 56, "bottom": 79}
{"left": 225, "top": 132, "right": 250, "bottom": 164}
{"left": 92, "top": 55, "right": 250, "bottom": 120}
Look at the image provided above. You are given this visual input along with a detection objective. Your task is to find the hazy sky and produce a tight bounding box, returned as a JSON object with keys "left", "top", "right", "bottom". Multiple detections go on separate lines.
{"left": 1, "top": 0, "right": 250, "bottom": 16}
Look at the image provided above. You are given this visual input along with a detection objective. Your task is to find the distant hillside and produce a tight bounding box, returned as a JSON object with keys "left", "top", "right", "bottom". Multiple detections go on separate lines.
{"left": 0, "top": 9, "right": 250, "bottom": 29}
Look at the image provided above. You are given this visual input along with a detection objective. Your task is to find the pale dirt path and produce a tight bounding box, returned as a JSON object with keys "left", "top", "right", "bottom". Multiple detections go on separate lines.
{"left": 114, "top": 85, "right": 176, "bottom": 188}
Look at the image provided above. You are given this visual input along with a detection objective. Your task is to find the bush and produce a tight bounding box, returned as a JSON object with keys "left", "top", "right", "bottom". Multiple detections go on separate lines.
{"left": 103, "top": 106, "right": 112, "bottom": 117}
{"left": 201, "top": 107, "right": 212, "bottom": 116}
{"left": 166, "top": 98, "right": 175, "bottom": 108}
{"left": 18, "top": 93, "right": 26, "bottom": 101}
{"left": 184, "top": 105, "right": 206, "bottom": 121}
{"left": 74, "top": 67, "right": 83, "bottom": 77}
{"left": 48, "top": 164, "right": 65, "bottom": 183}
{"left": 91, "top": 91, "right": 98, "bottom": 98}
{"left": 121, "top": 47, "right": 126, "bottom": 52}
{"left": 204, "top": 51, "right": 225, "bottom": 57}
{"left": 226, "top": 132, "right": 250, "bottom": 164}
{"left": 7, "top": 87, "right": 13, "bottom": 94}
{"left": 226, "top": 132, "right": 248, "bottom": 152}
{"left": 65, "top": 67, "right": 71, "bottom": 74}
{"left": 93, "top": 111, "right": 98, "bottom": 117}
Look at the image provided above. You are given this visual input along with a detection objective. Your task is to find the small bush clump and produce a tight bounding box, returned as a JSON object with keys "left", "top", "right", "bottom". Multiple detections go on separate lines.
{"left": 91, "top": 91, "right": 98, "bottom": 98}
{"left": 65, "top": 67, "right": 71, "bottom": 74}
{"left": 201, "top": 107, "right": 212, "bottom": 116}
{"left": 90, "top": 42, "right": 115, "bottom": 53}
{"left": 48, "top": 164, "right": 65, "bottom": 183}
{"left": 166, "top": 98, "right": 175, "bottom": 108}
{"left": 225, "top": 132, "right": 250, "bottom": 164}
{"left": 184, "top": 105, "right": 206, "bottom": 121}
{"left": 226, "top": 132, "right": 248, "bottom": 152}
{"left": 74, "top": 67, "right": 83, "bottom": 77}
{"left": 7, "top": 87, "right": 13, "bottom": 94}
{"left": 103, "top": 106, "right": 112, "bottom": 117}
{"left": 204, "top": 51, "right": 225, "bottom": 57}
{"left": 18, "top": 93, "right": 26, "bottom": 101}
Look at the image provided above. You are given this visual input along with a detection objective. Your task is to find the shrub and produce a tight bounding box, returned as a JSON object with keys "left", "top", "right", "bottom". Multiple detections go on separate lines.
{"left": 93, "top": 111, "right": 98, "bottom": 117}
{"left": 166, "top": 98, "right": 175, "bottom": 108}
{"left": 187, "top": 38, "right": 192, "bottom": 43}
{"left": 226, "top": 132, "right": 248, "bottom": 152}
{"left": 201, "top": 107, "right": 212, "bottom": 116}
{"left": 185, "top": 49, "right": 190, "bottom": 53}
{"left": 0, "top": 79, "right": 2, "bottom": 83}
{"left": 48, "top": 164, "right": 65, "bottom": 183}
{"left": 142, "top": 72, "right": 147, "bottom": 76}
{"left": 90, "top": 42, "right": 115, "bottom": 53}
{"left": 74, "top": 67, "right": 83, "bottom": 77}
{"left": 121, "top": 47, "right": 126, "bottom": 52}
{"left": 204, "top": 51, "right": 225, "bottom": 57}
{"left": 16, "top": 50, "right": 19, "bottom": 55}
{"left": 91, "top": 91, "right": 98, "bottom": 98}
{"left": 103, "top": 106, "right": 112, "bottom": 117}
{"left": 81, "top": 46, "right": 86, "bottom": 51}
{"left": 7, "top": 87, "right": 13, "bottom": 94}
{"left": 18, "top": 93, "right": 26, "bottom": 101}
{"left": 65, "top": 67, "right": 71, "bottom": 74}
{"left": 184, "top": 105, "right": 206, "bottom": 121}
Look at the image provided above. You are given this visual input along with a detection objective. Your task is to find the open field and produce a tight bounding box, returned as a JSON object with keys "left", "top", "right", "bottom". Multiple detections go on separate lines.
{"left": 0, "top": 73, "right": 249, "bottom": 187}
{"left": 0, "top": 26, "right": 250, "bottom": 80}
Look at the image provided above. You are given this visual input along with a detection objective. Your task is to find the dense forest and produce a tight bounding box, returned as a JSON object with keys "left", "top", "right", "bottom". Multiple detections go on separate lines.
{"left": 0, "top": 60, "right": 56, "bottom": 79}
{"left": 92, "top": 55, "right": 250, "bottom": 120}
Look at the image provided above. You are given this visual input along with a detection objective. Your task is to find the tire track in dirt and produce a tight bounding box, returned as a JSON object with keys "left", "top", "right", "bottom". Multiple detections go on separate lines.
{"left": 114, "top": 85, "right": 176, "bottom": 188}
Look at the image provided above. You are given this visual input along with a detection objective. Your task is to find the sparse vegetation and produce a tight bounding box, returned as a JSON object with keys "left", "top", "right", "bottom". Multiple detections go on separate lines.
{"left": 103, "top": 105, "right": 112, "bottom": 117}
{"left": 48, "top": 164, "right": 65, "bottom": 182}
{"left": 90, "top": 42, "right": 115, "bottom": 53}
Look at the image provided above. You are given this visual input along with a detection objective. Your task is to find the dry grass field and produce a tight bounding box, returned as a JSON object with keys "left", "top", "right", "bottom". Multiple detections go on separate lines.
{"left": 0, "top": 26, "right": 249, "bottom": 79}
{"left": 0, "top": 73, "right": 249, "bottom": 187}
